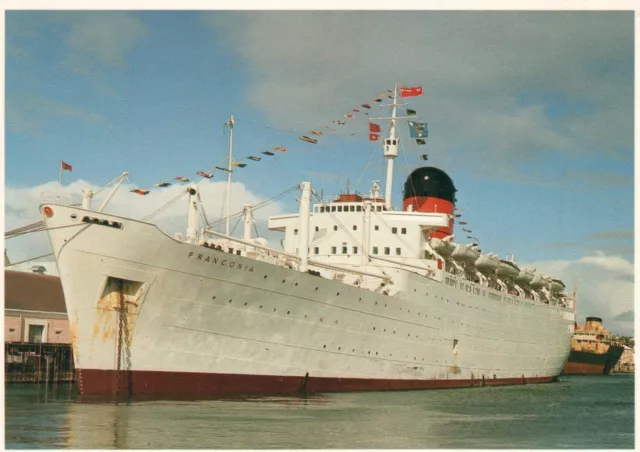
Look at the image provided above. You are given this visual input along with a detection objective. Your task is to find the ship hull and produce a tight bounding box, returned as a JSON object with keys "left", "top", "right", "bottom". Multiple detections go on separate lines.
{"left": 42, "top": 204, "right": 574, "bottom": 398}
{"left": 562, "top": 346, "right": 625, "bottom": 375}
{"left": 79, "top": 368, "right": 558, "bottom": 397}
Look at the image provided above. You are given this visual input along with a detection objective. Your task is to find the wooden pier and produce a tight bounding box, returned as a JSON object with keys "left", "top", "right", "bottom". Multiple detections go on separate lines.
{"left": 5, "top": 342, "right": 75, "bottom": 383}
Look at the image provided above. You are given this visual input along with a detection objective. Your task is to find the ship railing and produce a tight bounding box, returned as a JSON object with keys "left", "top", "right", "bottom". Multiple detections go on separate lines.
{"left": 40, "top": 190, "right": 82, "bottom": 207}
{"left": 203, "top": 228, "right": 392, "bottom": 284}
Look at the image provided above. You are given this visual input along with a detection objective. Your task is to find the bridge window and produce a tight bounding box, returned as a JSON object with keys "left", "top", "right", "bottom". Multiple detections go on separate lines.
{"left": 396, "top": 247, "right": 401, "bottom": 256}
{"left": 331, "top": 206, "right": 336, "bottom": 212}
{"left": 373, "top": 246, "right": 379, "bottom": 255}
{"left": 377, "top": 206, "right": 382, "bottom": 212}
{"left": 350, "top": 206, "right": 355, "bottom": 212}
{"left": 353, "top": 225, "right": 357, "bottom": 231}
{"left": 353, "top": 246, "right": 358, "bottom": 254}
{"left": 356, "top": 206, "right": 362, "bottom": 212}
{"left": 392, "top": 227, "right": 397, "bottom": 234}
{"left": 375, "top": 225, "right": 379, "bottom": 231}
{"left": 315, "top": 226, "right": 319, "bottom": 231}
{"left": 401, "top": 228, "right": 407, "bottom": 234}
{"left": 331, "top": 246, "right": 337, "bottom": 254}
{"left": 333, "top": 225, "right": 338, "bottom": 231}
{"left": 384, "top": 247, "right": 390, "bottom": 255}
{"left": 294, "top": 229, "right": 298, "bottom": 235}
{"left": 342, "top": 246, "right": 348, "bottom": 254}
{"left": 338, "top": 206, "right": 343, "bottom": 212}
{"left": 320, "top": 206, "right": 325, "bottom": 213}
{"left": 314, "top": 247, "right": 319, "bottom": 254}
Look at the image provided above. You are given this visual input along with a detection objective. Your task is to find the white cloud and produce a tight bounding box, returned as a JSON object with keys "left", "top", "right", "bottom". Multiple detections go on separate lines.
{"left": 63, "top": 12, "right": 147, "bottom": 69}
{"left": 4, "top": 177, "right": 289, "bottom": 265}
{"left": 522, "top": 252, "right": 634, "bottom": 336}
{"left": 202, "top": 11, "right": 633, "bottom": 179}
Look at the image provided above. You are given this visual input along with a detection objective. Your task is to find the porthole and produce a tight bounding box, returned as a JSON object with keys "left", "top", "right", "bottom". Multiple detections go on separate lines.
{"left": 244, "top": 302, "right": 248, "bottom": 306}
{"left": 368, "top": 351, "right": 371, "bottom": 354}
{"left": 259, "top": 305, "right": 263, "bottom": 308}
{"left": 264, "top": 275, "right": 268, "bottom": 279}
{"left": 295, "top": 282, "right": 298, "bottom": 286}
{"left": 273, "top": 308, "right": 276, "bottom": 312}
{"left": 315, "top": 287, "right": 318, "bottom": 291}
{"left": 338, "top": 347, "right": 341, "bottom": 350}
{"left": 282, "top": 279, "right": 286, "bottom": 283}
{"left": 373, "top": 327, "right": 376, "bottom": 331}
{"left": 212, "top": 296, "right": 217, "bottom": 300}
{"left": 336, "top": 292, "right": 340, "bottom": 296}
{"left": 287, "top": 310, "right": 290, "bottom": 315}
{"left": 228, "top": 299, "right": 232, "bottom": 303}
{"left": 323, "top": 345, "right": 326, "bottom": 348}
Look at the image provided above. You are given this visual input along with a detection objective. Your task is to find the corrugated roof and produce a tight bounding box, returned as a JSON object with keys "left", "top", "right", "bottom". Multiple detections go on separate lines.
{"left": 4, "top": 270, "right": 67, "bottom": 313}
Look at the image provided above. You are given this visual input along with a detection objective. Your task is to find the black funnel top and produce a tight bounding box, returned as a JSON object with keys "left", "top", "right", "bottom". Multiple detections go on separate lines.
{"left": 403, "top": 167, "right": 456, "bottom": 204}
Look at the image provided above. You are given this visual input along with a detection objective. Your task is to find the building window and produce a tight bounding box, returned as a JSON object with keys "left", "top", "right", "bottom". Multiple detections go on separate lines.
{"left": 384, "top": 247, "right": 390, "bottom": 255}
{"left": 314, "top": 247, "right": 319, "bottom": 254}
{"left": 331, "top": 246, "right": 337, "bottom": 254}
{"left": 353, "top": 246, "right": 358, "bottom": 254}
{"left": 373, "top": 246, "right": 379, "bottom": 255}
{"left": 392, "top": 227, "right": 397, "bottom": 234}
{"left": 353, "top": 225, "right": 357, "bottom": 231}
{"left": 28, "top": 324, "right": 44, "bottom": 343}
{"left": 401, "top": 227, "right": 407, "bottom": 234}
{"left": 374, "top": 225, "right": 379, "bottom": 231}
{"left": 333, "top": 225, "right": 338, "bottom": 231}
{"left": 342, "top": 246, "right": 348, "bottom": 254}
{"left": 294, "top": 229, "right": 298, "bottom": 235}
{"left": 396, "top": 247, "right": 401, "bottom": 256}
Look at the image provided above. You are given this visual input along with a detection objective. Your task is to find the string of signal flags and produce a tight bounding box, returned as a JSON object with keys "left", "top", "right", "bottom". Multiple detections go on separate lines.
{"left": 128, "top": 85, "right": 427, "bottom": 196}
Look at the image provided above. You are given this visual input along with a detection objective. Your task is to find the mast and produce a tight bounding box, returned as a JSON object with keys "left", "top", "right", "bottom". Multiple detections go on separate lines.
{"left": 383, "top": 84, "right": 399, "bottom": 211}
{"left": 224, "top": 115, "right": 235, "bottom": 237}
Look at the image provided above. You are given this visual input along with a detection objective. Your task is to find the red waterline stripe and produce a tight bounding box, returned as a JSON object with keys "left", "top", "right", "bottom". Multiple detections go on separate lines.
{"left": 77, "top": 369, "right": 558, "bottom": 397}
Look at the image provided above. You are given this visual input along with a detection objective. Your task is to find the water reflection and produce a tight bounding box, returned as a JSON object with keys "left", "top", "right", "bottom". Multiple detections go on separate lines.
{"left": 5, "top": 376, "right": 635, "bottom": 449}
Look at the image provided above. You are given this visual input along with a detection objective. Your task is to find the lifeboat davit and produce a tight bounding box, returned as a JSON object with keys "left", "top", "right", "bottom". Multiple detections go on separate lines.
{"left": 429, "top": 237, "right": 455, "bottom": 257}
{"left": 451, "top": 243, "right": 480, "bottom": 263}
{"left": 497, "top": 259, "right": 520, "bottom": 279}
{"left": 475, "top": 253, "right": 500, "bottom": 274}
{"left": 549, "top": 278, "right": 566, "bottom": 292}
{"left": 529, "top": 273, "right": 551, "bottom": 289}
{"left": 515, "top": 267, "right": 535, "bottom": 285}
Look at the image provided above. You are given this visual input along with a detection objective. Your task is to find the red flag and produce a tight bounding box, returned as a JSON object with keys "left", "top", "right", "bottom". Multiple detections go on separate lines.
{"left": 369, "top": 133, "right": 379, "bottom": 141}
{"left": 369, "top": 122, "right": 381, "bottom": 133}
{"left": 61, "top": 161, "right": 72, "bottom": 172}
{"left": 400, "top": 86, "right": 423, "bottom": 97}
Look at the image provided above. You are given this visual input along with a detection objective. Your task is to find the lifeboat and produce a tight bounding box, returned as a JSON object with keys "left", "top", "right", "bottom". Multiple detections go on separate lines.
{"left": 497, "top": 259, "right": 520, "bottom": 279}
{"left": 451, "top": 243, "right": 480, "bottom": 263}
{"left": 515, "top": 267, "right": 535, "bottom": 285}
{"left": 529, "top": 273, "right": 551, "bottom": 289}
{"left": 549, "top": 278, "right": 566, "bottom": 292}
{"left": 475, "top": 253, "right": 500, "bottom": 274}
{"left": 429, "top": 237, "right": 455, "bottom": 257}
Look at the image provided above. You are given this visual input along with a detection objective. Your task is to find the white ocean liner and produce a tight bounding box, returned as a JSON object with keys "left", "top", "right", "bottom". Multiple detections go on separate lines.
{"left": 41, "top": 85, "right": 575, "bottom": 397}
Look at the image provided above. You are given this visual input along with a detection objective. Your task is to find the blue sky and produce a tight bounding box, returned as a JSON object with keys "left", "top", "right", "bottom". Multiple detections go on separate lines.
{"left": 5, "top": 11, "right": 634, "bottom": 334}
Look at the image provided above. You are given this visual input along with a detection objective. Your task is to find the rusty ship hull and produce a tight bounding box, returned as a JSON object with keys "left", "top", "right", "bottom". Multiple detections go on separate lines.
{"left": 562, "top": 345, "right": 625, "bottom": 375}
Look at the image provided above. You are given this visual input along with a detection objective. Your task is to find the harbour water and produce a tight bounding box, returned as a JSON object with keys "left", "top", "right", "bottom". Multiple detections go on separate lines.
{"left": 5, "top": 374, "right": 634, "bottom": 449}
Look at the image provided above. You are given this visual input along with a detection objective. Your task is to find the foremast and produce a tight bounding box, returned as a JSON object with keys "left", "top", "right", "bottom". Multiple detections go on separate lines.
{"left": 383, "top": 85, "right": 400, "bottom": 211}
